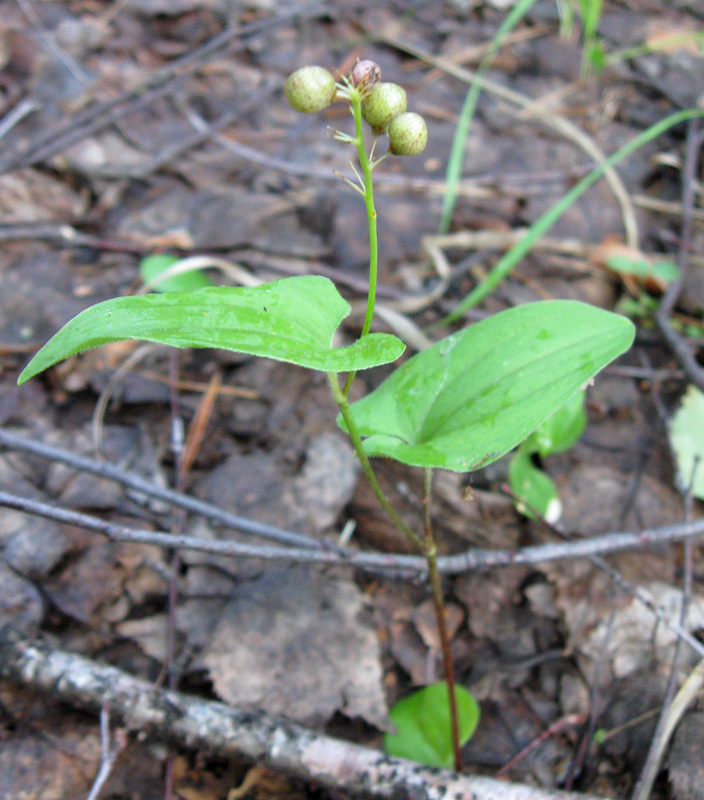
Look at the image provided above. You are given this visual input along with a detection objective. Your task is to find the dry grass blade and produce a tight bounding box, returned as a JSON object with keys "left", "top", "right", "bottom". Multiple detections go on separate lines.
{"left": 180, "top": 371, "right": 221, "bottom": 479}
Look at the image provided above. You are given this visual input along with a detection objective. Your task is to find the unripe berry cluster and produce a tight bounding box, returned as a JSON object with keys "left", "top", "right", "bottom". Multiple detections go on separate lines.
{"left": 284, "top": 61, "right": 427, "bottom": 156}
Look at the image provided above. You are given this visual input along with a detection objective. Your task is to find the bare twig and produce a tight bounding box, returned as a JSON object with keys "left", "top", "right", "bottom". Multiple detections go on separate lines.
{"left": 0, "top": 627, "right": 610, "bottom": 800}
{"left": 499, "top": 714, "right": 587, "bottom": 779}
{"left": 16, "top": 0, "right": 99, "bottom": 100}
{"left": 0, "top": 429, "right": 322, "bottom": 550}
{"left": 4, "top": 485, "right": 704, "bottom": 585}
{"left": 84, "top": 707, "right": 127, "bottom": 800}
{"left": 656, "top": 119, "right": 704, "bottom": 390}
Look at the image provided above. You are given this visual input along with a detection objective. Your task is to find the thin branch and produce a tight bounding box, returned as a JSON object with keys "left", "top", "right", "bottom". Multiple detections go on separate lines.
{"left": 656, "top": 119, "right": 704, "bottom": 390}
{"left": 84, "top": 707, "right": 127, "bottom": 800}
{"left": 0, "top": 429, "right": 322, "bottom": 551}
{"left": 0, "top": 627, "right": 609, "bottom": 800}
{"left": 4, "top": 486, "right": 704, "bottom": 583}
{"left": 0, "top": 489, "right": 344, "bottom": 566}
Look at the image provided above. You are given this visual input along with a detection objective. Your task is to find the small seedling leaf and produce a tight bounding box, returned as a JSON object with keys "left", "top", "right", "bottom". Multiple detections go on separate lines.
{"left": 509, "top": 448, "right": 562, "bottom": 522}
{"left": 669, "top": 385, "right": 704, "bottom": 500}
{"left": 606, "top": 254, "right": 678, "bottom": 289}
{"left": 522, "top": 389, "right": 586, "bottom": 457}
{"left": 18, "top": 276, "right": 405, "bottom": 383}
{"left": 139, "top": 253, "right": 213, "bottom": 292}
{"left": 384, "top": 682, "right": 480, "bottom": 768}
{"left": 343, "top": 301, "right": 634, "bottom": 471}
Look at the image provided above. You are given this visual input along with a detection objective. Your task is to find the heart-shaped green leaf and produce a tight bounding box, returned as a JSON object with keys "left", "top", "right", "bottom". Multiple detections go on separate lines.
{"left": 343, "top": 301, "right": 634, "bottom": 472}
{"left": 18, "top": 276, "right": 405, "bottom": 384}
{"left": 384, "top": 682, "right": 480, "bottom": 768}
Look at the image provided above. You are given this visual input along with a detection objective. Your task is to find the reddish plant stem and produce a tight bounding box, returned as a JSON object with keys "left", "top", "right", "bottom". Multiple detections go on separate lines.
{"left": 423, "top": 468, "right": 462, "bottom": 771}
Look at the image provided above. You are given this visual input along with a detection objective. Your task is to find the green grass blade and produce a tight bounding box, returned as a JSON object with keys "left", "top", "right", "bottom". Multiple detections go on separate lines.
{"left": 439, "top": 0, "right": 538, "bottom": 235}
{"left": 439, "top": 108, "right": 704, "bottom": 326}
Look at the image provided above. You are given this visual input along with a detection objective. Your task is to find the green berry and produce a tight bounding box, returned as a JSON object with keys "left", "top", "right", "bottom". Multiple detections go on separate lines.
{"left": 388, "top": 112, "right": 428, "bottom": 156}
{"left": 285, "top": 66, "right": 336, "bottom": 113}
{"left": 361, "top": 83, "right": 407, "bottom": 132}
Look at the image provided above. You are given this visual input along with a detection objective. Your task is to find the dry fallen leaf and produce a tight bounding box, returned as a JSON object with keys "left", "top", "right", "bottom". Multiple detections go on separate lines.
{"left": 202, "top": 566, "right": 389, "bottom": 729}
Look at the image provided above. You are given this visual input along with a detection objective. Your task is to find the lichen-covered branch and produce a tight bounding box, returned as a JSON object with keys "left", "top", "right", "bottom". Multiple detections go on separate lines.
{"left": 0, "top": 628, "right": 608, "bottom": 800}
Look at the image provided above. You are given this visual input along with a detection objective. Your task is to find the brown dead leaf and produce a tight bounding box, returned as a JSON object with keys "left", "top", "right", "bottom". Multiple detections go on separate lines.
{"left": 411, "top": 598, "right": 464, "bottom": 652}
{"left": 226, "top": 766, "right": 294, "bottom": 800}
{"left": 0, "top": 169, "right": 87, "bottom": 223}
{"left": 389, "top": 614, "right": 430, "bottom": 685}
{"left": 293, "top": 432, "right": 359, "bottom": 531}
{"left": 202, "top": 566, "right": 389, "bottom": 729}
{"left": 581, "top": 582, "right": 704, "bottom": 680}
{"left": 0, "top": 560, "right": 43, "bottom": 635}
{"left": 454, "top": 568, "right": 530, "bottom": 641}
{"left": 44, "top": 538, "right": 163, "bottom": 627}
{"left": 0, "top": 715, "right": 100, "bottom": 800}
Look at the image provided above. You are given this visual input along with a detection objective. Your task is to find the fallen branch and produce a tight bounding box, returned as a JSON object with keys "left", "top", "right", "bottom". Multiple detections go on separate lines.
{"left": 0, "top": 484, "right": 704, "bottom": 578}
{"left": 0, "top": 627, "right": 609, "bottom": 800}
{"left": 0, "top": 428, "right": 321, "bottom": 550}
{"left": 2, "top": 487, "right": 704, "bottom": 578}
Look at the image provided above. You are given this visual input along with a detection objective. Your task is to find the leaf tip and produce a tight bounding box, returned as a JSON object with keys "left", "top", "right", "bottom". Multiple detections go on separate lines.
{"left": 17, "top": 362, "right": 36, "bottom": 386}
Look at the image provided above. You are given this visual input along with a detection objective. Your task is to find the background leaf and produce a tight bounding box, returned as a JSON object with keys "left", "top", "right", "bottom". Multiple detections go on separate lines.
{"left": 669, "top": 385, "right": 704, "bottom": 500}
{"left": 343, "top": 301, "right": 634, "bottom": 472}
{"left": 509, "top": 448, "right": 562, "bottom": 522}
{"left": 139, "top": 253, "right": 214, "bottom": 292}
{"left": 384, "top": 682, "right": 480, "bottom": 768}
{"left": 19, "top": 276, "right": 405, "bottom": 383}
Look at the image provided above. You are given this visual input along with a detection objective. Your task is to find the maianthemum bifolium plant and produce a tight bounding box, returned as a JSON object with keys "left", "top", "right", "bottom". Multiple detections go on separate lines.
{"left": 18, "top": 60, "right": 635, "bottom": 771}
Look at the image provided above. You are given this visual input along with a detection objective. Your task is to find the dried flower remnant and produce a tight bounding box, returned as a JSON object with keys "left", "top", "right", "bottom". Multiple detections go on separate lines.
{"left": 349, "top": 59, "right": 381, "bottom": 91}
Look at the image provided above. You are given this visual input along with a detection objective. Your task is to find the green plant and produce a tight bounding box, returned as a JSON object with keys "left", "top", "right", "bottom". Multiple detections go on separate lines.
{"left": 388, "top": 112, "right": 428, "bottom": 156}
{"left": 509, "top": 389, "right": 586, "bottom": 522}
{"left": 670, "top": 386, "right": 704, "bottom": 500}
{"left": 385, "top": 682, "right": 480, "bottom": 768}
{"left": 17, "top": 60, "right": 635, "bottom": 771}
{"left": 139, "top": 253, "right": 214, "bottom": 293}
{"left": 362, "top": 83, "right": 407, "bottom": 132}
{"left": 556, "top": 0, "right": 605, "bottom": 75}
{"left": 439, "top": 108, "right": 704, "bottom": 327}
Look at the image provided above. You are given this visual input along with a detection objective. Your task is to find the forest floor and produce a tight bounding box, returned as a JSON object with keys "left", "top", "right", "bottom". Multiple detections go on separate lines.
{"left": 1, "top": 1, "right": 704, "bottom": 799}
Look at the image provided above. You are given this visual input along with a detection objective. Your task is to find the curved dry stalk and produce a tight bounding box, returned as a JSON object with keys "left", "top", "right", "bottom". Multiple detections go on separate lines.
{"left": 631, "top": 658, "right": 704, "bottom": 800}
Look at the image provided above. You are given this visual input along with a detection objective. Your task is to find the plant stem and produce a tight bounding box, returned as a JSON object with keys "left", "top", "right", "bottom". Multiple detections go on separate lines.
{"left": 328, "top": 373, "right": 426, "bottom": 552}
{"left": 332, "top": 87, "right": 461, "bottom": 771}
{"left": 423, "top": 467, "right": 463, "bottom": 771}
{"left": 342, "top": 92, "right": 378, "bottom": 398}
